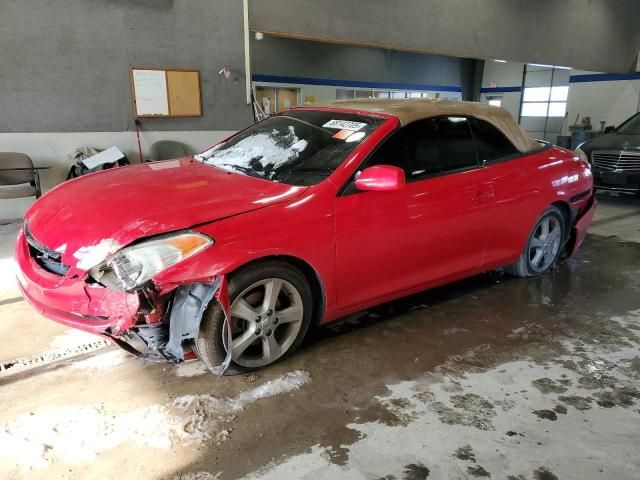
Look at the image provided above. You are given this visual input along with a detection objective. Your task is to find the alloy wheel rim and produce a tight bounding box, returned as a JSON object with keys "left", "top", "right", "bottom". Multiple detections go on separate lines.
{"left": 223, "top": 278, "right": 303, "bottom": 368}
{"left": 528, "top": 215, "right": 562, "bottom": 272}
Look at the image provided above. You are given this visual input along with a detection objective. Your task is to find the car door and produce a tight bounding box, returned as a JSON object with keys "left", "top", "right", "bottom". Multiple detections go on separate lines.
{"left": 334, "top": 116, "right": 496, "bottom": 310}
{"left": 467, "top": 117, "right": 542, "bottom": 267}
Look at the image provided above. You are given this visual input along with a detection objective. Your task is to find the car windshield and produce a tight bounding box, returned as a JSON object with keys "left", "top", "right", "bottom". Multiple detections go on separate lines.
{"left": 195, "top": 110, "right": 385, "bottom": 186}
{"left": 616, "top": 112, "right": 640, "bottom": 135}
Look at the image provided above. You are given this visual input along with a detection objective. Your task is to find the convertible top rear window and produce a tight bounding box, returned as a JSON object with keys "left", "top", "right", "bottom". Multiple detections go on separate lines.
{"left": 196, "top": 110, "right": 384, "bottom": 186}
{"left": 469, "top": 117, "right": 520, "bottom": 162}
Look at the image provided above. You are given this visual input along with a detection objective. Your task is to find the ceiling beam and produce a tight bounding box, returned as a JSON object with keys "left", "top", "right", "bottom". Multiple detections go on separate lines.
{"left": 249, "top": 0, "right": 640, "bottom": 73}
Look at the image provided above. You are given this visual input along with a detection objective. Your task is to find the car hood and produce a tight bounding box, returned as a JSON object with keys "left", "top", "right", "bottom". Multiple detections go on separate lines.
{"left": 25, "top": 158, "right": 306, "bottom": 271}
{"left": 581, "top": 133, "right": 640, "bottom": 153}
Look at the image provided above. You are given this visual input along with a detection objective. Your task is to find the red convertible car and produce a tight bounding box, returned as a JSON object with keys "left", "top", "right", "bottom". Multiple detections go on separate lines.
{"left": 16, "top": 99, "right": 596, "bottom": 374}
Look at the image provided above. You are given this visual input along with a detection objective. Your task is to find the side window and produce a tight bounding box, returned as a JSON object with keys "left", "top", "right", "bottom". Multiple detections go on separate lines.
{"left": 412, "top": 116, "right": 477, "bottom": 177}
{"left": 365, "top": 116, "right": 478, "bottom": 181}
{"left": 365, "top": 120, "right": 426, "bottom": 174}
{"left": 470, "top": 117, "right": 519, "bottom": 162}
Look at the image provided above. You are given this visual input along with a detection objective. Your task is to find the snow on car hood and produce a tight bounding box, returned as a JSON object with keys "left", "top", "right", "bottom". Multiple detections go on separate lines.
{"left": 25, "top": 158, "right": 306, "bottom": 271}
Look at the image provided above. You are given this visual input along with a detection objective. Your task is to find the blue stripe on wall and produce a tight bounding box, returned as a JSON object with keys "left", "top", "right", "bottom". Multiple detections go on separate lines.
{"left": 252, "top": 74, "right": 462, "bottom": 92}
{"left": 570, "top": 72, "right": 640, "bottom": 83}
{"left": 480, "top": 86, "right": 522, "bottom": 93}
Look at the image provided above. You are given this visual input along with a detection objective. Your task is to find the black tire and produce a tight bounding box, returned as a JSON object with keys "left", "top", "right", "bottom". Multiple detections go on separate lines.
{"left": 505, "top": 205, "right": 567, "bottom": 278}
{"left": 195, "top": 260, "right": 313, "bottom": 375}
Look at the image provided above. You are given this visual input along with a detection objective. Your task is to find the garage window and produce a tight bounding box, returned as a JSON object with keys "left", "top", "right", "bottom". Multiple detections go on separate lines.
{"left": 335, "top": 89, "right": 438, "bottom": 100}
{"left": 521, "top": 86, "right": 568, "bottom": 117}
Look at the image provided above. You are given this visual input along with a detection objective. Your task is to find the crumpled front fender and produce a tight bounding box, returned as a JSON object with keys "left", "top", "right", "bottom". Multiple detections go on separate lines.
{"left": 164, "top": 280, "right": 220, "bottom": 361}
{"left": 158, "top": 275, "right": 232, "bottom": 375}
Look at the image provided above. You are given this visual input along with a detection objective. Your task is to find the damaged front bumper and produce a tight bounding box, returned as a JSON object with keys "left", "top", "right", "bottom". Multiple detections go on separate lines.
{"left": 15, "top": 227, "right": 227, "bottom": 363}
{"left": 16, "top": 228, "right": 140, "bottom": 334}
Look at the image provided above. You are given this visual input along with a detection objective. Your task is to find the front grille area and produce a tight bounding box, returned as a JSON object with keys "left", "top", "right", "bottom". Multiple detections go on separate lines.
{"left": 591, "top": 150, "right": 640, "bottom": 172}
{"left": 24, "top": 224, "right": 70, "bottom": 276}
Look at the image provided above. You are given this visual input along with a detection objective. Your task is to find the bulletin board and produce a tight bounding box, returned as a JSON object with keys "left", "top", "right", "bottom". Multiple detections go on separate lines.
{"left": 130, "top": 67, "right": 202, "bottom": 118}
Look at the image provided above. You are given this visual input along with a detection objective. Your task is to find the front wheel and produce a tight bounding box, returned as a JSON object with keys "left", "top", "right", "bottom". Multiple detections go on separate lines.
{"left": 505, "top": 205, "right": 566, "bottom": 278}
{"left": 195, "top": 261, "right": 313, "bottom": 375}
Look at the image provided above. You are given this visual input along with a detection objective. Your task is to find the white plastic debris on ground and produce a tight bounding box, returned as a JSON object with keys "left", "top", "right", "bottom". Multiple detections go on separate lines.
{"left": 198, "top": 126, "right": 307, "bottom": 178}
{"left": 0, "top": 370, "right": 310, "bottom": 469}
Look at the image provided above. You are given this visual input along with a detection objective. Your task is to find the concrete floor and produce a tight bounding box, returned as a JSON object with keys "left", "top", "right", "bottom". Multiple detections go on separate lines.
{"left": 1, "top": 192, "right": 639, "bottom": 480}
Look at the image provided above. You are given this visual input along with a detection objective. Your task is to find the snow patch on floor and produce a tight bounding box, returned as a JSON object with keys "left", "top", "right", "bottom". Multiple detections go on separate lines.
{"left": 0, "top": 370, "right": 310, "bottom": 469}
{"left": 1, "top": 332, "right": 111, "bottom": 377}
{"left": 70, "top": 349, "right": 130, "bottom": 370}
{"left": 48, "top": 329, "right": 101, "bottom": 350}
{"left": 170, "top": 472, "right": 220, "bottom": 480}
{"left": 232, "top": 370, "right": 310, "bottom": 409}
{"left": 174, "top": 361, "right": 210, "bottom": 377}
{"left": 0, "top": 257, "right": 17, "bottom": 295}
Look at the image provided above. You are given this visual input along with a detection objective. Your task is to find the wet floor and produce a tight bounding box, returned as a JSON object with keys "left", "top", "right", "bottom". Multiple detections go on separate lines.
{"left": 180, "top": 234, "right": 640, "bottom": 480}
{"left": 1, "top": 194, "right": 639, "bottom": 479}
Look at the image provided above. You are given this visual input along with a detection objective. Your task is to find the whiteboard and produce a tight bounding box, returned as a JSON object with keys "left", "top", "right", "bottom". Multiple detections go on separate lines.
{"left": 132, "top": 69, "right": 169, "bottom": 116}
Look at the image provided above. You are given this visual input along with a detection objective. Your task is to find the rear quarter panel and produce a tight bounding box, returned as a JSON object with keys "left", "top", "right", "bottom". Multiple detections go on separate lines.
{"left": 483, "top": 145, "right": 585, "bottom": 268}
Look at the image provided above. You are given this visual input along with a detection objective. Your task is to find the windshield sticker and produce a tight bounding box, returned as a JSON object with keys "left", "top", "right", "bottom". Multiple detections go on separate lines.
{"left": 345, "top": 131, "right": 366, "bottom": 143}
{"left": 332, "top": 129, "right": 354, "bottom": 140}
{"left": 323, "top": 120, "right": 367, "bottom": 131}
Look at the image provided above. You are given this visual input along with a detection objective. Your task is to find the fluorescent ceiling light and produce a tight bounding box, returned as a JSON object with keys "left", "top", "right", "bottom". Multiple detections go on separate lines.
{"left": 529, "top": 63, "right": 572, "bottom": 70}
{"left": 493, "top": 59, "right": 507, "bottom": 63}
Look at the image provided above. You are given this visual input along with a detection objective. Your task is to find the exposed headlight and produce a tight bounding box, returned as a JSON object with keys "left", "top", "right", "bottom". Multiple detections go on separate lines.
{"left": 90, "top": 232, "right": 213, "bottom": 291}
{"left": 575, "top": 147, "right": 589, "bottom": 164}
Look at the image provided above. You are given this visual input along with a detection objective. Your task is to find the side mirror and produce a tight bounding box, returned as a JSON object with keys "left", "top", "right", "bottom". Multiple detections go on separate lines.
{"left": 604, "top": 126, "right": 616, "bottom": 134}
{"left": 354, "top": 165, "right": 405, "bottom": 192}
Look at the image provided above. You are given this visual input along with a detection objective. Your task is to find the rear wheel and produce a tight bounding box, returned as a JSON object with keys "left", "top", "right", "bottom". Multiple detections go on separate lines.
{"left": 505, "top": 206, "right": 566, "bottom": 277}
{"left": 195, "top": 261, "right": 313, "bottom": 375}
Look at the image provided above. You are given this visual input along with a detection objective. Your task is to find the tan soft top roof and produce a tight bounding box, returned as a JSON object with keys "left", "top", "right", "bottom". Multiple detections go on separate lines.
{"left": 307, "top": 99, "right": 539, "bottom": 153}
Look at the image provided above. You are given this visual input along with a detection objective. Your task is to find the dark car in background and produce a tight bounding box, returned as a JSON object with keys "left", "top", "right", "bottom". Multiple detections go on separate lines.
{"left": 575, "top": 112, "right": 640, "bottom": 194}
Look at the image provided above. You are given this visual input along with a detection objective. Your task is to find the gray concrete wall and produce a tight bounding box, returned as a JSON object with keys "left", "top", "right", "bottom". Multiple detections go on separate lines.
{"left": 251, "top": 36, "right": 479, "bottom": 98}
{"left": 480, "top": 61, "right": 525, "bottom": 119}
{"left": 0, "top": 0, "right": 252, "bottom": 133}
{"left": 249, "top": 0, "right": 640, "bottom": 74}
